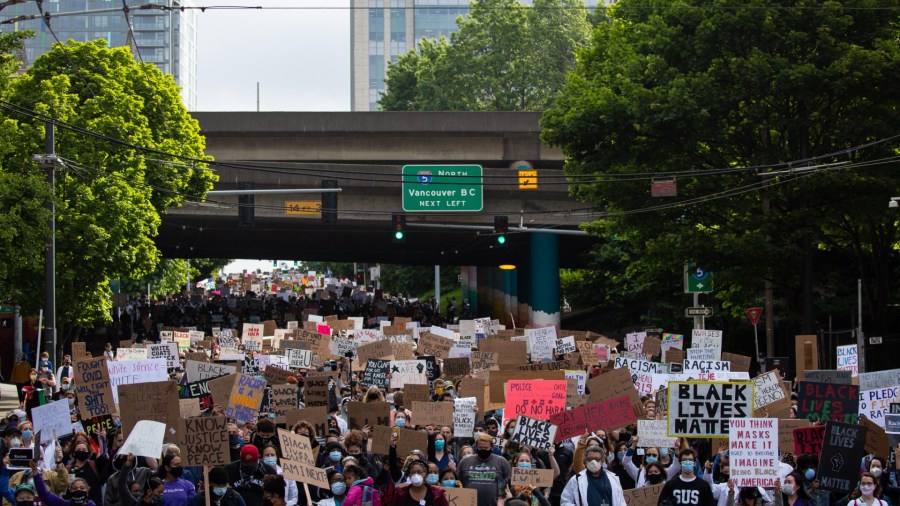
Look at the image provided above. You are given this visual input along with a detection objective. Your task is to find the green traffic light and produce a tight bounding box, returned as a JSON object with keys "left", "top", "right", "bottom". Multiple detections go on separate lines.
{"left": 395, "top": 230, "right": 405, "bottom": 240}
{"left": 497, "top": 235, "right": 506, "bottom": 245}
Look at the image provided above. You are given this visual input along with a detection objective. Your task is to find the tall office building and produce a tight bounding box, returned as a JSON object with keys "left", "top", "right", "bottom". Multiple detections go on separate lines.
{"left": 4, "top": 0, "right": 198, "bottom": 110}
{"left": 350, "top": 0, "right": 599, "bottom": 111}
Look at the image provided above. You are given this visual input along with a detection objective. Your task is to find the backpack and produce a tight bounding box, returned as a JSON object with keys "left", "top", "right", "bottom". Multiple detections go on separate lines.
{"left": 361, "top": 485, "right": 381, "bottom": 506}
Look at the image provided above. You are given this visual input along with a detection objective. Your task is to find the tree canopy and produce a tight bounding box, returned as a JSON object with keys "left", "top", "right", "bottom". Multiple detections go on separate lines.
{"left": 0, "top": 38, "right": 216, "bottom": 337}
{"left": 542, "top": 0, "right": 900, "bottom": 340}
{"left": 379, "top": 0, "right": 592, "bottom": 111}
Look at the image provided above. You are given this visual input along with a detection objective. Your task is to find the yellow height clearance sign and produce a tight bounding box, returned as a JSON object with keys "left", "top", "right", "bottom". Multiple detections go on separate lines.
{"left": 666, "top": 381, "right": 754, "bottom": 438}
{"left": 285, "top": 200, "right": 321, "bottom": 216}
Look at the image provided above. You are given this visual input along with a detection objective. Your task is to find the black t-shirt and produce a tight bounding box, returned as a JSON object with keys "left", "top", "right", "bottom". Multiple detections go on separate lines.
{"left": 403, "top": 487, "right": 434, "bottom": 506}
{"left": 658, "top": 475, "right": 715, "bottom": 506}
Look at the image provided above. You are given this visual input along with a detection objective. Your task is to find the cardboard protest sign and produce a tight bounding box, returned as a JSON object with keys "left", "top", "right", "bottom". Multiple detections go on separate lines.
{"left": 859, "top": 386, "right": 899, "bottom": 427}
{"left": 263, "top": 365, "right": 294, "bottom": 385}
{"left": 636, "top": 420, "right": 676, "bottom": 449}
{"left": 75, "top": 358, "right": 116, "bottom": 419}
{"left": 642, "top": 335, "right": 662, "bottom": 358}
{"left": 550, "top": 395, "right": 636, "bottom": 442}
{"left": 445, "top": 488, "right": 477, "bottom": 506}
{"left": 242, "top": 323, "right": 264, "bottom": 339}
{"left": 179, "top": 399, "right": 201, "bottom": 418}
{"left": 303, "top": 374, "right": 332, "bottom": 407}
{"left": 488, "top": 370, "right": 566, "bottom": 404}
{"left": 623, "top": 483, "right": 664, "bottom": 506}
{"left": 286, "top": 349, "right": 314, "bottom": 369}
{"left": 370, "top": 425, "right": 394, "bottom": 455}
{"left": 729, "top": 418, "right": 778, "bottom": 487}
{"left": 691, "top": 329, "right": 723, "bottom": 360}
{"left": 285, "top": 406, "right": 329, "bottom": 438}
{"left": 280, "top": 459, "right": 330, "bottom": 488}
{"left": 722, "top": 352, "right": 752, "bottom": 373}
{"left": 118, "top": 420, "right": 165, "bottom": 458}
{"left": 147, "top": 342, "right": 179, "bottom": 369}
{"left": 418, "top": 332, "right": 454, "bottom": 359}
{"left": 481, "top": 339, "right": 527, "bottom": 366}
{"left": 510, "top": 415, "right": 557, "bottom": 449}
{"left": 886, "top": 415, "right": 900, "bottom": 457}
{"left": 116, "top": 348, "right": 147, "bottom": 360}
{"left": 32, "top": 400, "right": 73, "bottom": 443}
{"left": 453, "top": 397, "right": 476, "bottom": 438}
{"left": 859, "top": 368, "right": 900, "bottom": 391}
{"left": 803, "top": 370, "right": 852, "bottom": 384}
{"left": 72, "top": 342, "right": 88, "bottom": 359}
{"left": 556, "top": 336, "right": 577, "bottom": 355}
{"left": 587, "top": 367, "right": 645, "bottom": 418}
{"left": 444, "top": 357, "right": 471, "bottom": 377}
{"left": 504, "top": 379, "right": 567, "bottom": 425}
{"left": 795, "top": 334, "right": 819, "bottom": 379}
{"left": 817, "top": 421, "right": 868, "bottom": 493}
{"left": 277, "top": 428, "right": 316, "bottom": 465}
{"left": 470, "top": 351, "right": 498, "bottom": 371}
{"left": 404, "top": 384, "right": 431, "bottom": 403}
{"left": 836, "top": 344, "right": 858, "bottom": 377}
{"left": 411, "top": 401, "right": 455, "bottom": 427}
{"left": 794, "top": 425, "right": 825, "bottom": 456}
{"left": 626, "top": 331, "right": 647, "bottom": 354}
{"left": 797, "top": 381, "right": 859, "bottom": 424}
{"left": 225, "top": 374, "right": 266, "bottom": 423}
{"left": 357, "top": 340, "right": 393, "bottom": 363}
{"left": 390, "top": 360, "right": 427, "bottom": 388}
{"left": 211, "top": 373, "right": 239, "bottom": 407}
{"left": 683, "top": 360, "right": 731, "bottom": 374}
{"left": 271, "top": 384, "right": 298, "bottom": 424}
{"left": 526, "top": 326, "right": 557, "bottom": 362}
{"left": 777, "top": 419, "right": 809, "bottom": 453}
{"left": 459, "top": 378, "right": 488, "bottom": 414}
{"left": 667, "top": 381, "right": 753, "bottom": 437}
{"left": 395, "top": 427, "right": 429, "bottom": 458}
{"left": 117, "top": 381, "right": 180, "bottom": 439}
{"left": 346, "top": 401, "right": 391, "bottom": 430}
{"left": 752, "top": 371, "right": 791, "bottom": 416}
{"left": 614, "top": 357, "right": 667, "bottom": 377}
{"left": 107, "top": 359, "right": 169, "bottom": 405}
{"left": 179, "top": 416, "right": 229, "bottom": 466}
{"left": 860, "top": 417, "right": 889, "bottom": 456}
{"left": 510, "top": 467, "right": 554, "bottom": 487}
{"left": 664, "top": 348, "right": 686, "bottom": 365}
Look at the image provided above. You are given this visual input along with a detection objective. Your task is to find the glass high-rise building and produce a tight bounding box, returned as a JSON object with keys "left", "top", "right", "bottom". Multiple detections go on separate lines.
{"left": 3, "top": 0, "right": 198, "bottom": 110}
{"left": 350, "top": 0, "right": 599, "bottom": 111}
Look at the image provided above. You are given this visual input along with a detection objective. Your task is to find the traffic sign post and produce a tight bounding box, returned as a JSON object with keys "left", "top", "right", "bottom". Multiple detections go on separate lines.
{"left": 746, "top": 307, "right": 763, "bottom": 364}
{"left": 684, "top": 261, "right": 713, "bottom": 293}
{"left": 401, "top": 165, "right": 483, "bottom": 212}
{"left": 685, "top": 307, "right": 714, "bottom": 317}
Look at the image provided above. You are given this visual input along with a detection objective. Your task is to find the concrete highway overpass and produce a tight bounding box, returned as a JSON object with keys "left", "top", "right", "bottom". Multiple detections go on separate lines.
{"left": 158, "top": 111, "right": 601, "bottom": 269}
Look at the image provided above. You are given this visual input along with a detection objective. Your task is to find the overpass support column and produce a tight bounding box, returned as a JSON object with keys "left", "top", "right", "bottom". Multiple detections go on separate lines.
{"left": 460, "top": 266, "right": 478, "bottom": 315}
{"left": 529, "top": 233, "right": 560, "bottom": 328}
{"left": 491, "top": 268, "right": 505, "bottom": 324}
{"left": 517, "top": 264, "right": 531, "bottom": 329}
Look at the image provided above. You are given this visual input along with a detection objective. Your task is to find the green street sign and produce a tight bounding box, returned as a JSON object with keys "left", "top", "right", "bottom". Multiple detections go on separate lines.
{"left": 0, "top": 305, "right": 13, "bottom": 313}
{"left": 685, "top": 261, "right": 713, "bottom": 293}
{"left": 402, "top": 165, "right": 483, "bottom": 212}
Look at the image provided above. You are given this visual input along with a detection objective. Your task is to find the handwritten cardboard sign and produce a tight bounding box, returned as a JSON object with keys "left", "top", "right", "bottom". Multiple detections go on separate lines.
{"left": 303, "top": 374, "right": 331, "bottom": 407}
{"left": 357, "top": 339, "right": 393, "bottom": 363}
{"left": 587, "top": 367, "right": 645, "bottom": 418}
{"left": 390, "top": 360, "right": 427, "bottom": 388}
{"left": 729, "top": 418, "right": 778, "bottom": 487}
{"left": 118, "top": 381, "right": 180, "bottom": 439}
{"left": 75, "top": 358, "right": 115, "bottom": 419}
{"left": 722, "top": 352, "right": 752, "bottom": 373}
{"left": 794, "top": 425, "right": 825, "bottom": 456}
{"left": 622, "top": 483, "right": 664, "bottom": 506}
{"left": 277, "top": 428, "right": 315, "bottom": 465}
{"left": 281, "top": 459, "right": 330, "bottom": 488}
{"left": 527, "top": 327, "right": 557, "bottom": 362}
{"left": 637, "top": 420, "right": 676, "bottom": 449}
{"left": 667, "top": 381, "right": 753, "bottom": 437}
{"left": 360, "top": 359, "right": 391, "bottom": 389}
{"left": 778, "top": 419, "right": 809, "bottom": 453}
{"left": 858, "top": 368, "right": 900, "bottom": 391}
{"left": 510, "top": 467, "right": 554, "bottom": 487}
{"left": 271, "top": 384, "right": 298, "bottom": 424}
{"left": 444, "top": 357, "right": 471, "bottom": 377}
{"left": 803, "top": 370, "right": 852, "bottom": 384}
{"left": 488, "top": 370, "right": 565, "bottom": 404}
{"left": 691, "top": 329, "right": 723, "bottom": 360}
{"left": 550, "top": 395, "right": 636, "bottom": 442}
{"left": 418, "top": 332, "right": 454, "bottom": 359}
{"left": 797, "top": 381, "right": 859, "bottom": 424}
{"left": 404, "top": 383, "right": 431, "bottom": 403}
{"left": 504, "top": 379, "right": 567, "bottom": 425}
{"left": 752, "top": 371, "right": 791, "bottom": 415}
{"left": 411, "top": 401, "right": 455, "bottom": 427}
{"left": 119, "top": 420, "right": 165, "bottom": 458}
{"left": 859, "top": 386, "right": 899, "bottom": 427}
{"left": 180, "top": 416, "right": 229, "bottom": 466}
{"left": 346, "top": 401, "right": 391, "bottom": 430}
{"left": 445, "top": 488, "right": 477, "bottom": 506}
{"left": 510, "top": 415, "right": 557, "bottom": 449}
{"left": 32, "top": 400, "right": 73, "bottom": 443}
{"left": 285, "top": 406, "right": 329, "bottom": 437}
{"left": 225, "top": 374, "right": 266, "bottom": 423}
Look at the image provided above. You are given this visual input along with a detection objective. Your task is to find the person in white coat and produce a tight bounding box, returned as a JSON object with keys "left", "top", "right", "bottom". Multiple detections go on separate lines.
{"left": 562, "top": 445, "right": 627, "bottom": 506}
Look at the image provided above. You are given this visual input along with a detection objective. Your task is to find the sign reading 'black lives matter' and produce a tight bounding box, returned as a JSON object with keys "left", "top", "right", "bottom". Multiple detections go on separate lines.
{"left": 667, "top": 381, "right": 753, "bottom": 437}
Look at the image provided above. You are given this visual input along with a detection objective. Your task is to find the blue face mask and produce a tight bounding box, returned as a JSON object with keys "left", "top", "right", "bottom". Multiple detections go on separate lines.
{"left": 213, "top": 487, "right": 228, "bottom": 497}
{"left": 435, "top": 440, "right": 445, "bottom": 451}
{"left": 396, "top": 418, "right": 406, "bottom": 428}
{"left": 22, "top": 430, "right": 33, "bottom": 441}
{"left": 646, "top": 456, "right": 658, "bottom": 464}
{"left": 330, "top": 482, "right": 346, "bottom": 496}
{"left": 329, "top": 451, "right": 342, "bottom": 462}
{"left": 518, "top": 462, "right": 532, "bottom": 469}
{"left": 681, "top": 461, "right": 695, "bottom": 475}
{"left": 263, "top": 457, "right": 277, "bottom": 467}
{"left": 442, "top": 480, "right": 456, "bottom": 488}
{"left": 426, "top": 474, "right": 439, "bottom": 485}
{"left": 660, "top": 448, "right": 669, "bottom": 458}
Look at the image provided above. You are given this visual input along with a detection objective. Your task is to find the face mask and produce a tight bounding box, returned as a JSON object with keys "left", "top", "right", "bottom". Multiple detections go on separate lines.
{"left": 681, "top": 461, "right": 695, "bottom": 475}
{"left": 805, "top": 469, "right": 816, "bottom": 481}
{"left": 10, "top": 438, "right": 21, "bottom": 448}
{"left": 329, "top": 451, "right": 342, "bottom": 462}
{"left": 518, "top": 462, "right": 532, "bottom": 469}
{"left": 860, "top": 484, "right": 876, "bottom": 497}
{"left": 617, "top": 451, "right": 626, "bottom": 461}
{"left": 426, "top": 474, "right": 439, "bottom": 485}
{"left": 170, "top": 466, "right": 184, "bottom": 478}
{"left": 586, "top": 460, "right": 603, "bottom": 473}
{"left": 660, "top": 448, "right": 669, "bottom": 458}
{"left": 647, "top": 474, "right": 664, "bottom": 484}
{"left": 782, "top": 485, "right": 796, "bottom": 496}
{"left": 236, "top": 437, "right": 245, "bottom": 446}
{"left": 476, "top": 448, "right": 492, "bottom": 460}
{"left": 74, "top": 450, "right": 90, "bottom": 461}
{"left": 442, "top": 480, "right": 456, "bottom": 488}
{"left": 395, "top": 418, "right": 406, "bottom": 428}
{"left": 70, "top": 491, "right": 88, "bottom": 505}
{"left": 646, "top": 456, "right": 658, "bottom": 464}
{"left": 330, "top": 483, "right": 346, "bottom": 496}
{"left": 67, "top": 398, "right": 75, "bottom": 407}
{"left": 409, "top": 474, "right": 424, "bottom": 487}
{"left": 213, "top": 487, "right": 228, "bottom": 497}
{"left": 871, "top": 467, "right": 883, "bottom": 478}
{"left": 263, "top": 457, "right": 277, "bottom": 467}
{"left": 18, "top": 501, "right": 34, "bottom": 506}
{"left": 153, "top": 495, "right": 164, "bottom": 505}
{"left": 22, "top": 430, "right": 33, "bottom": 441}
{"left": 435, "top": 441, "right": 445, "bottom": 451}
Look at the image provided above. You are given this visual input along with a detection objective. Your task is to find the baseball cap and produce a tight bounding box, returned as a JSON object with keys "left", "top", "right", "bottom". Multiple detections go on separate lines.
{"left": 240, "top": 445, "right": 259, "bottom": 463}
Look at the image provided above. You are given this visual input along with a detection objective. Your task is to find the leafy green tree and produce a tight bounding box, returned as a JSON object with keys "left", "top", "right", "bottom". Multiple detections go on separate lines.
{"left": 0, "top": 40, "right": 216, "bottom": 347}
{"left": 542, "top": 0, "right": 900, "bottom": 340}
{"left": 120, "top": 258, "right": 197, "bottom": 298}
{"left": 380, "top": 0, "right": 592, "bottom": 111}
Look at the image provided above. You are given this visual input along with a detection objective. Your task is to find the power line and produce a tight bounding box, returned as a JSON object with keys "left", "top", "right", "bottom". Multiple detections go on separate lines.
{"left": 32, "top": 0, "right": 98, "bottom": 99}
{"left": 120, "top": 0, "right": 146, "bottom": 64}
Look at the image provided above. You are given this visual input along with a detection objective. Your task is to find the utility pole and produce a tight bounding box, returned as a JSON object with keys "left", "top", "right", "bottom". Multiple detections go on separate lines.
{"left": 34, "top": 121, "right": 57, "bottom": 367}
{"left": 858, "top": 279, "right": 866, "bottom": 373}
{"left": 762, "top": 175, "right": 775, "bottom": 357}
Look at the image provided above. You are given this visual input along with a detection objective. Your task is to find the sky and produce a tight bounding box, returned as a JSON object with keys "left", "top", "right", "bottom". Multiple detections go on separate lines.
{"left": 195, "top": 1, "right": 351, "bottom": 112}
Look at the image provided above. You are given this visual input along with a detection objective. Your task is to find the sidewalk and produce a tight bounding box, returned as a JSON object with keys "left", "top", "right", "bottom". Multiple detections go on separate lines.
{"left": 0, "top": 383, "right": 20, "bottom": 414}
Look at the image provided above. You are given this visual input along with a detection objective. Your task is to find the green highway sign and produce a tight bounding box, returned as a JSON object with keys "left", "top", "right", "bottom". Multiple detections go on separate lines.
{"left": 684, "top": 261, "right": 713, "bottom": 293}
{"left": 402, "top": 165, "right": 483, "bottom": 212}
{"left": 0, "top": 305, "right": 13, "bottom": 313}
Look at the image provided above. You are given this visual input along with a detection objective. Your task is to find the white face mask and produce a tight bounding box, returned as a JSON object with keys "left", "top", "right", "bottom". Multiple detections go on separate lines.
{"left": 860, "top": 484, "right": 876, "bottom": 497}
{"left": 586, "top": 460, "right": 603, "bottom": 474}
{"left": 871, "top": 467, "right": 883, "bottom": 478}
{"left": 782, "top": 485, "right": 796, "bottom": 496}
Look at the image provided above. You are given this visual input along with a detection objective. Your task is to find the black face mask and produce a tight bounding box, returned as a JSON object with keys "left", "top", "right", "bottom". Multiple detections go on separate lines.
{"left": 70, "top": 491, "right": 88, "bottom": 505}
{"left": 476, "top": 448, "right": 493, "bottom": 460}
{"left": 646, "top": 474, "right": 665, "bottom": 485}
{"left": 262, "top": 499, "right": 274, "bottom": 506}
{"left": 170, "top": 466, "right": 184, "bottom": 478}
{"left": 74, "top": 451, "right": 91, "bottom": 462}
{"left": 17, "top": 501, "right": 34, "bottom": 506}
